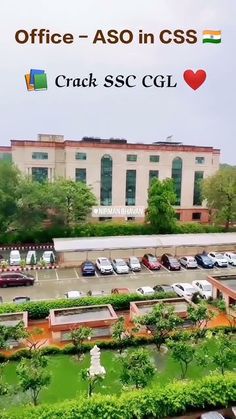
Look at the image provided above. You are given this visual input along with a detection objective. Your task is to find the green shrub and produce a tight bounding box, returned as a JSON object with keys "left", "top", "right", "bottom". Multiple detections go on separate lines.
{"left": 9, "top": 348, "right": 32, "bottom": 360}
{"left": 0, "top": 292, "right": 176, "bottom": 320}
{"left": 2, "top": 373, "right": 235, "bottom": 419}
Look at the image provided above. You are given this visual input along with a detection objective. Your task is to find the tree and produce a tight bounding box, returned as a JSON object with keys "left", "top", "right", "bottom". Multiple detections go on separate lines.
{"left": 70, "top": 327, "right": 92, "bottom": 360}
{"left": 120, "top": 348, "right": 155, "bottom": 389}
{"left": 214, "top": 299, "right": 236, "bottom": 331}
{"left": 81, "top": 369, "right": 104, "bottom": 397}
{"left": 0, "top": 161, "right": 21, "bottom": 233}
{"left": 0, "top": 321, "right": 27, "bottom": 351}
{"left": 136, "top": 302, "right": 183, "bottom": 350}
{"left": 198, "top": 331, "right": 236, "bottom": 375}
{"left": 25, "top": 328, "right": 47, "bottom": 352}
{"left": 202, "top": 167, "right": 236, "bottom": 230}
{"left": 45, "top": 179, "right": 97, "bottom": 229}
{"left": 168, "top": 333, "right": 196, "bottom": 379}
{"left": 16, "top": 352, "right": 51, "bottom": 406}
{"left": 0, "top": 362, "right": 10, "bottom": 397}
{"left": 187, "top": 301, "right": 214, "bottom": 340}
{"left": 112, "top": 316, "right": 129, "bottom": 354}
{"left": 146, "top": 178, "right": 177, "bottom": 233}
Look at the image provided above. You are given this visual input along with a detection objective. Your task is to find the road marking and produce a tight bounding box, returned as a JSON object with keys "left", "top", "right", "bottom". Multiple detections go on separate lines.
{"left": 74, "top": 268, "right": 80, "bottom": 279}
{"left": 55, "top": 270, "right": 59, "bottom": 281}
{"left": 35, "top": 270, "right": 39, "bottom": 282}
{"left": 113, "top": 270, "right": 118, "bottom": 276}
{"left": 95, "top": 270, "right": 99, "bottom": 277}
{"left": 141, "top": 264, "right": 154, "bottom": 274}
{"left": 160, "top": 264, "right": 171, "bottom": 273}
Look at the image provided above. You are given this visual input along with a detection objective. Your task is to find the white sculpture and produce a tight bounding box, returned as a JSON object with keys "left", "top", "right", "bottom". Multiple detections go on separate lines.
{"left": 89, "top": 345, "right": 106, "bottom": 377}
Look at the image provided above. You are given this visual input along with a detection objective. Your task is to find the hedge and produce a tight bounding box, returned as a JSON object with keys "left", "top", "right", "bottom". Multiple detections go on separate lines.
{"left": 0, "top": 292, "right": 176, "bottom": 320}
{"left": 1, "top": 373, "right": 235, "bottom": 419}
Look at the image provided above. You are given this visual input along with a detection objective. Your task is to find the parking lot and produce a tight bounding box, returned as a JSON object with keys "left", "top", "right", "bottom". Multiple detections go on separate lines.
{"left": 1, "top": 259, "right": 236, "bottom": 303}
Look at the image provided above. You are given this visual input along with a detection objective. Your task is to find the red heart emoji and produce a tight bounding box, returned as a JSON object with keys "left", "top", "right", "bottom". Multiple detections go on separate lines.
{"left": 183, "top": 69, "right": 207, "bottom": 90}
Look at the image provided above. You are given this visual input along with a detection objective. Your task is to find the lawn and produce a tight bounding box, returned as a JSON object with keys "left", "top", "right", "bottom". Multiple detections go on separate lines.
{"left": 2, "top": 342, "right": 236, "bottom": 408}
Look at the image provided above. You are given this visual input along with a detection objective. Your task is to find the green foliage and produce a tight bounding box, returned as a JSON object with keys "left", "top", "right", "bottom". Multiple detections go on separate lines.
{"left": 120, "top": 348, "right": 155, "bottom": 389}
{"left": 112, "top": 317, "right": 127, "bottom": 354}
{"left": 0, "top": 292, "right": 176, "bottom": 320}
{"left": 147, "top": 178, "right": 177, "bottom": 233}
{"left": 16, "top": 352, "right": 51, "bottom": 406}
{"left": 168, "top": 332, "right": 196, "bottom": 379}
{"left": 0, "top": 161, "right": 20, "bottom": 233}
{"left": 0, "top": 321, "right": 27, "bottom": 350}
{"left": 2, "top": 373, "right": 236, "bottom": 419}
{"left": 202, "top": 167, "right": 236, "bottom": 229}
{"left": 70, "top": 327, "right": 92, "bottom": 360}
{"left": 136, "top": 301, "right": 183, "bottom": 349}
{"left": 81, "top": 368, "right": 104, "bottom": 397}
{"left": 187, "top": 301, "right": 214, "bottom": 338}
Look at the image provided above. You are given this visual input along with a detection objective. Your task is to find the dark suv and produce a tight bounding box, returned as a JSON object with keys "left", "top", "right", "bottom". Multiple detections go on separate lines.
{"left": 0, "top": 272, "right": 35, "bottom": 287}
{"left": 161, "top": 254, "right": 181, "bottom": 271}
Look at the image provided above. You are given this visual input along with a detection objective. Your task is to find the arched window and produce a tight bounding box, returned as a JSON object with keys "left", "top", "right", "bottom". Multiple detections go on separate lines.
{"left": 100, "top": 155, "right": 112, "bottom": 205}
{"left": 171, "top": 157, "right": 182, "bottom": 206}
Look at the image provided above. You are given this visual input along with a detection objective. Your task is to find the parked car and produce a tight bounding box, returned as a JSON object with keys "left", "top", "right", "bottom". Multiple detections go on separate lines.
{"left": 195, "top": 253, "right": 214, "bottom": 268}
{"left": 95, "top": 257, "right": 113, "bottom": 274}
{"left": 207, "top": 252, "right": 228, "bottom": 267}
{"left": 87, "top": 290, "right": 108, "bottom": 297}
{"left": 13, "top": 296, "right": 31, "bottom": 304}
{"left": 42, "top": 251, "right": 56, "bottom": 264}
{"left": 65, "top": 290, "right": 85, "bottom": 299}
{"left": 224, "top": 252, "right": 236, "bottom": 266}
{"left": 172, "top": 282, "right": 196, "bottom": 298}
{"left": 9, "top": 250, "right": 21, "bottom": 266}
{"left": 200, "top": 412, "right": 225, "bottom": 419}
{"left": 26, "top": 250, "right": 37, "bottom": 265}
{"left": 142, "top": 254, "right": 161, "bottom": 270}
{"left": 192, "top": 280, "right": 213, "bottom": 299}
{"left": 81, "top": 261, "right": 96, "bottom": 276}
{"left": 136, "top": 286, "right": 155, "bottom": 296}
{"left": 161, "top": 254, "right": 181, "bottom": 271}
{"left": 179, "top": 256, "right": 198, "bottom": 269}
{"left": 127, "top": 256, "right": 141, "bottom": 272}
{"left": 153, "top": 284, "right": 176, "bottom": 294}
{"left": 111, "top": 258, "right": 129, "bottom": 274}
{"left": 111, "top": 287, "right": 130, "bottom": 294}
{"left": 0, "top": 272, "right": 35, "bottom": 287}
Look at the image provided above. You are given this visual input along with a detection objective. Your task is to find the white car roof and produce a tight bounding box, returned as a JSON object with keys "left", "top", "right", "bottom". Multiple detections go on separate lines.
{"left": 98, "top": 257, "right": 109, "bottom": 261}
{"left": 175, "top": 282, "right": 194, "bottom": 289}
{"left": 139, "top": 286, "right": 154, "bottom": 292}
{"left": 67, "top": 291, "right": 81, "bottom": 298}
{"left": 193, "top": 279, "right": 211, "bottom": 286}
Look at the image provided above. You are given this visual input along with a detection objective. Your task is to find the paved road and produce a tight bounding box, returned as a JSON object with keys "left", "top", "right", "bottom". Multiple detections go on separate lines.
{"left": 1, "top": 264, "right": 236, "bottom": 302}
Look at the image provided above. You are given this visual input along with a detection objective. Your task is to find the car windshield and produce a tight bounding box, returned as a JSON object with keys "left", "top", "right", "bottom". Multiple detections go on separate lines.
{"left": 230, "top": 254, "right": 236, "bottom": 259}
{"left": 215, "top": 253, "right": 224, "bottom": 258}
{"left": 100, "top": 259, "right": 110, "bottom": 266}
{"left": 149, "top": 256, "right": 157, "bottom": 262}
{"left": 202, "top": 256, "right": 211, "bottom": 261}
{"left": 130, "top": 257, "right": 139, "bottom": 263}
{"left": 188, "top": 257, "right": 195, "bottom": 262}
{"left": 116, "top": 260, "right": 126, "bottom": 266}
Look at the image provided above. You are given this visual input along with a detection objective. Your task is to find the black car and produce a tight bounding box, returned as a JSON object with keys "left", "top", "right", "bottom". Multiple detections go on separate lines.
{"left": 13, "top": 296, "right": 31, "bottom": 304}
{"left": 81, "top": 261, "right": 96, "bottom": 276}
{"left": 195, "top": 254, "right": 214, "bottom": 268}
{"left": 160, "top": 254, "right": 181, "bottom": 271}
{"left": 153, "top": 284, "right": 176, "bottom": 294}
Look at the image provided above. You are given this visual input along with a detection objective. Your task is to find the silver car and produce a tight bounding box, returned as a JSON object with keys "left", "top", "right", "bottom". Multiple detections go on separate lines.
{"left": 127, "top": 256, "right": 141, "bottom": 272}
{"left": 112, "top": 259, "right": 129, "bottom": 274}
{"left": 179, "top": 256, "right": 198, "bottom": 269}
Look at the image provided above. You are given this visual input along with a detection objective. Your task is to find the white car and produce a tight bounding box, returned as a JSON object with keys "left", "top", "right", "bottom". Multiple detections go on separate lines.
{"left": 65, "top": 290, "right": 84, "bottom": 299}
{"left": 127, "top": 256, "right": 141, "bottom": 272}
{"left": 95, "top": 257, "right": 113, "bottom": 274}
{"left": 111, "top": 259, "right": 129, "bottom": 274}
{"left": 9, "top": 250, "right": 21, "bottom": 266}
{"left": 179, "top": 256, "right": 198, "bottom": 269}
{"left": 224, "top": 252, "right": 236, "bottom": 266}
{"left": 136, "top": 286, "right": 155, "bottom": 296}
{"left": 42, "top": 251, "right": 55, "bottom": 264}
{"left": 172, "top": 283, "right": 196, "bottom": 298}
{"left": 192, "top": 280, "right": 213, "bottom": 299}
{"left": 26, "top": 250, "right": 37, "bottom": 265}
{"left": 207, "top": 252, "right": 228, "bottom": 267}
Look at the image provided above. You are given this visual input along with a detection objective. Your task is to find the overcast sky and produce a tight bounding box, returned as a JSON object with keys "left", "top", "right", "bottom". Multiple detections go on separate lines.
{"left": 1, "top": 0, "right": 235, "bottom": 163}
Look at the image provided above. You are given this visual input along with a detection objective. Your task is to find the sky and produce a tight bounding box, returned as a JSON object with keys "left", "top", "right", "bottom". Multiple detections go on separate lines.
{"left": 0, "top": 0, "right": 235, "bottom": 163}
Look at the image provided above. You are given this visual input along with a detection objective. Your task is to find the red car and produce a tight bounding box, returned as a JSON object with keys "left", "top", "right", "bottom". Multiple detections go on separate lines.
{"left": 0, "top": 272, "right": 35, "bottom": 287}
{"left": 142, "top": 254, "right": 161, "bottom": 270}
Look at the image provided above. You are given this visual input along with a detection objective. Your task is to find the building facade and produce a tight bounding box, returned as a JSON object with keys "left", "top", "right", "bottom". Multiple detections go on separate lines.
{"left": 0, "top": 134, "right": 220, "bottom": 222}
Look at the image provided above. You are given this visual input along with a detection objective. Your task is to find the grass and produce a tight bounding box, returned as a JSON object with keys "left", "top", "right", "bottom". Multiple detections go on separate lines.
{"left": 2, "top": 342, "right": 236, "bottom": 408}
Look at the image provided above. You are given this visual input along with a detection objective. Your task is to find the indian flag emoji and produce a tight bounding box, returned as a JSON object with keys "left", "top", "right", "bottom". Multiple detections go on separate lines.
{"left": 202, "top": 30, "right": 221, "bottom": 44}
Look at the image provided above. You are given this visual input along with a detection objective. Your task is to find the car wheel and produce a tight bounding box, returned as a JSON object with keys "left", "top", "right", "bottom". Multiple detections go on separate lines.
{"left": 168, "top": 266, "right": 171, "bottom": 270}
{"left": 215, "top": 262, "right": 219, "bottom": 267}
{"left": 26, "top": 281, "right": 32, "bottom": 286}
{"left": 2, "top": 284, "right": 7, "bottom": 288}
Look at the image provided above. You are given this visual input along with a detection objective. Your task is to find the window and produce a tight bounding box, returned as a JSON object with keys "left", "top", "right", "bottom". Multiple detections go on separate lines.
{"left": 126, "top": 170, "right": 136, "bottom": 205}
{"left": 193, "top": 171, "right": 204, "bottom": 205}
{"left": 0, "top": 153, "right": 12, "bottom": 161}
{"left": 171, "top": 157, "right": 182, "bottom": 206}
{"left": 127, "top": 154, "right": 137, "bottom": 162}
{"left": 31, "top": 167, "right": 48, "bottom": 183}
{"left": 149, "top": 170, "right": 159, "bottom": 186}
{"left": 192, "top": 212, "right": 201, "bottom": 221}
{"left": 75, "top": 168, "right": 86, "bottom": 183}
{"left": 32, "top": 152, "right": 48, "bottom": 160}
{"left": 149, "top": 155, "right": 160, "bottom": 163}
{"left": 75, "top": 152, "right": 87, "bottom": 160}
{"left": 100, "top": 155, "right": 113, "bottom": 205}
{"left": 195, "top": 156, "right": 205, "bottom": 164}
